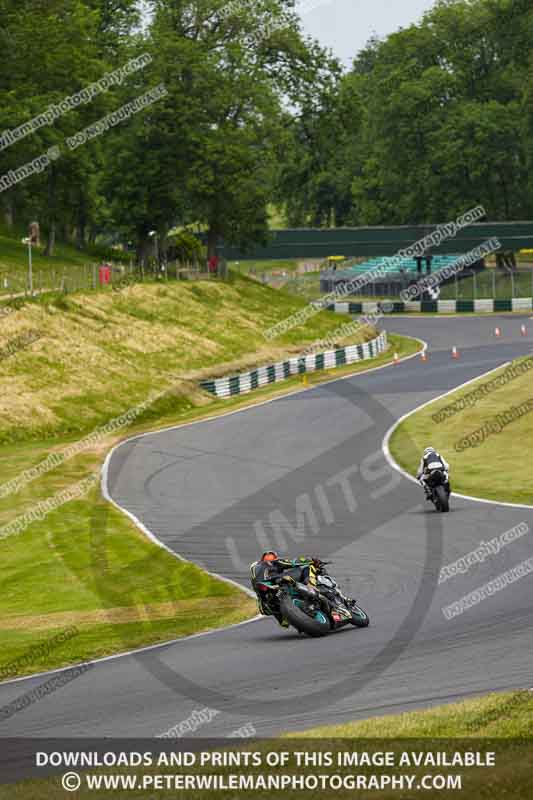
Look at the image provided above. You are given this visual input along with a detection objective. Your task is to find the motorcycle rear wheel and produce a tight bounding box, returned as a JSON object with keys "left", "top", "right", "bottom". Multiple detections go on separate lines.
{"left": 279, "top": 594, "right": 331, "bottom": 637}
{"left": 435, "top": 484, "right": 450, "bottom": 512}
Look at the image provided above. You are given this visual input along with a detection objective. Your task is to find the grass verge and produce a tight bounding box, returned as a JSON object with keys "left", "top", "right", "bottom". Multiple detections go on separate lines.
{"left": 1, "top": 692, "right": 531, "bottom": 799}
{"left": 389, "top": 354, "right": 533, "bottom": 504}
{"left": 0, "top": 274, "right": 419, "bottom": 679}
{"left": 0, "top": 231, "right": 130, "bottom": 297}
{"left": 290, "top": 689, "right": 533, "bottom": 737}
{"left": 0, "top": 274, "right": 380, "bottom": 443}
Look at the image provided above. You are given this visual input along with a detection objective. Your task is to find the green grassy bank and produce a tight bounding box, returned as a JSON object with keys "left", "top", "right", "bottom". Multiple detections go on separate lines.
{"left": 389, "top": 354, "right": 533, "bottom": 504}
{"left": 0, "top": 271, "right": 418, "bottom": 678}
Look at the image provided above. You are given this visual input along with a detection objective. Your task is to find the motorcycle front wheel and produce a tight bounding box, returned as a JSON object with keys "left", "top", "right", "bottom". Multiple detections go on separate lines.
{"left": 350, "top": 604, "right": 370, "bottom": 627}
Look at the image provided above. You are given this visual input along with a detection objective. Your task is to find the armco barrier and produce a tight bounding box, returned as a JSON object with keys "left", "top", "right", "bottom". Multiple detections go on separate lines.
{"left": 200, "top": 331, "right": 388, "bottom": 399}
{"left": 331, "top": 298, "right": 533, "bottom": 315}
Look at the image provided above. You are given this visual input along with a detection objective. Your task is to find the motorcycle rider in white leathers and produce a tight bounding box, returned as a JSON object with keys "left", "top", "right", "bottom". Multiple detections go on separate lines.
{"left": 417, "top": 446, "right": 450, "bottom": 498}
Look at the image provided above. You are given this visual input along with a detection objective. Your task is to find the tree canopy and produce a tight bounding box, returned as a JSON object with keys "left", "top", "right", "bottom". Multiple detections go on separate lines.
{"left": 281, "top": 0, "right": 533, "bottom": 226}
{"left": 1, "top": 0, "right": 532, "bottom": 259}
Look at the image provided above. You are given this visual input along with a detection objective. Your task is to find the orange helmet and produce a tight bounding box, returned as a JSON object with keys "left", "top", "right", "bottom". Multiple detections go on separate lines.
{"left": 261, "top": 551, "right": 279, "bottom": 562}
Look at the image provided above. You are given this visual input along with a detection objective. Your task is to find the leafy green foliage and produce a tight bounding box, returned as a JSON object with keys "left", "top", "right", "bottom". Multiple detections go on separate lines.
{"left": 168, "top": 230, "right": 204, "bottom": 263}
{"left": 280, "top": 0, "right": 533, "bottom": 226}
{"left": 0, "top": 0, "right": 333, "bottom": 260}
{"left": 2, "top": 0, "right": 531, "bottom": 255}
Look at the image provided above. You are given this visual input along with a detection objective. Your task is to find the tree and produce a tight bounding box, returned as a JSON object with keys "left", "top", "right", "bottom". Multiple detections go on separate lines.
{"left": 0, "top": 0, "right": 106, "bottom": 251}
{"left": 283, "top": 0, "right": 533, "bottom": 226}
{"left": 142, "top": 0, "right": 336, "bottom": 256}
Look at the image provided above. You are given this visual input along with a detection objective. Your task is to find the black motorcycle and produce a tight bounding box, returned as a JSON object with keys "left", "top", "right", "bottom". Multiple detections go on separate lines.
{"left": 251, "top": 559, "right": 370, "bottom": 638}
{"left": 425, "top": 466, "right": 451, "bottom": 513}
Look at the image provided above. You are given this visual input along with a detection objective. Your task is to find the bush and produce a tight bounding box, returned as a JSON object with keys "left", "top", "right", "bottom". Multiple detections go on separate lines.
{"left": 85, "top": 244, "right": 131, "bottom": 264}
{"left": 167, "top": 231, "right": 204, "bottom": 264}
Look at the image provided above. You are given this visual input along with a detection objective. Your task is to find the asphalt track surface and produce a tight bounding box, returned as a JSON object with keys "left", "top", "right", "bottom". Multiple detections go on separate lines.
{"left": 2, "top": 315, "right": 533, "bottom": 738}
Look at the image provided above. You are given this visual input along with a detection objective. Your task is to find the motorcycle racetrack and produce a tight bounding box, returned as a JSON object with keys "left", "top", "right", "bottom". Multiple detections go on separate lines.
{"left": 1, "top": 315, "right": 532, "bottom": 738}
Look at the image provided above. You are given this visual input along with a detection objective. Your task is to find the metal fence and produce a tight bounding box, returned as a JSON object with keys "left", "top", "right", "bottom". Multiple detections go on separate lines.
{"left": 0, "top": 259, "right": 228, "bottom": 301}
{"left": 439, "top": 269, "right": 533, "bottom": 300}
{"left": 285, "top": 268, "right": 533, "bottom": 302}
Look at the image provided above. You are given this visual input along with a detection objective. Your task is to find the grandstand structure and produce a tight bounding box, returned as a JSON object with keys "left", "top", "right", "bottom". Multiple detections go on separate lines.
{"left": 319, "top": 253, "right": 484, "bottom": 298}
{"left": 219, "top": 223, "right": 533, "bottom": 260}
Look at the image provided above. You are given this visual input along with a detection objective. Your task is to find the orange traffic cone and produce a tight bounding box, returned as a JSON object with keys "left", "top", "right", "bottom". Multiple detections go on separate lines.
{"left": 452, "top": 346, "right": 459, "bottom": 359}
{"left": 521, "top": 324, "right": 527, "bottom": 337}
{"left": 421, "top": 350, "right": 427, "bottom": 362}
{"left": 495, "top": 326, "right": 501, "bottom": 337}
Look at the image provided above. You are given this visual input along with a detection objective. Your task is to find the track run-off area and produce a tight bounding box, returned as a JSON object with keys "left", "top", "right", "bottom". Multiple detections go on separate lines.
{"left": 1, "top": 315, "right": 532, "bottom": 738}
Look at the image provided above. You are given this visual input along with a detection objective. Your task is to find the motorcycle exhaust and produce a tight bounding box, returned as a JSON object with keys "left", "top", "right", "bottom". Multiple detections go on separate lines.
{"left": 294, "top": 582, "right": 319, "bottom": 599}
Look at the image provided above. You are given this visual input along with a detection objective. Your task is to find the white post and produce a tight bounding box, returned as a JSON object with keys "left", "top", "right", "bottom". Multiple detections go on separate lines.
{"left": 22, "top": 236, "right": 33, "bottom": 295}
{"left": 28, "top": 240, "right": 33, "bottom": 295}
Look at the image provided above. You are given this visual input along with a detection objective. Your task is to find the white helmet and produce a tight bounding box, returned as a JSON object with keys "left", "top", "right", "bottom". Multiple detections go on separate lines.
{"left": 424, "top": 447, "right": 436, "bottom": 457}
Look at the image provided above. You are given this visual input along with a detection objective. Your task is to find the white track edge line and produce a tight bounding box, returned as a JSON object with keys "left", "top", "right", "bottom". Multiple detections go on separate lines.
{"left": 107, "top": 332, "right": 426, "bottom": 450}
{"left": 0, "top": 614, "right": 263, "bottom": 689}
{"left": 2, "top": 333, "right": 422, "bottom": 688}
{"left": 101, "top": 452, "right": 257, "bottom": 599}
{"left": 382, "top": 358, "right": 533, "bottom": 511}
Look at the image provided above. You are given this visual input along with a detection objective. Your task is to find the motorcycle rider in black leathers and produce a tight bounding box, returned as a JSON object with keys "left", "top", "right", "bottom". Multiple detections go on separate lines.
{"left": 250, "top": 552, "right": 355, "bottom": 627}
